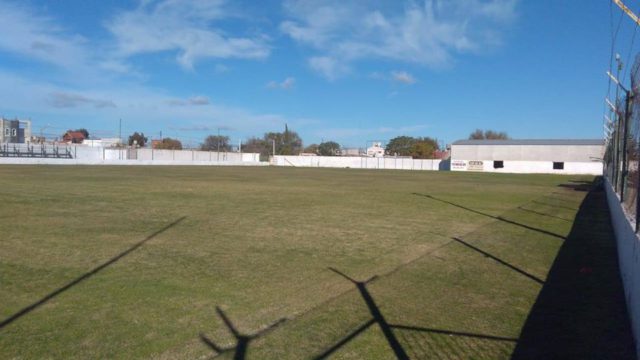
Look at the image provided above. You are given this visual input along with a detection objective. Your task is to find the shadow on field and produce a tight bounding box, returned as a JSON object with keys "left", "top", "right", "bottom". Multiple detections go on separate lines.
{"left": 511, "top": 182, "right": 635, "bottom": 359}
{"left": 311, "top": 268, "right": 518, "bottom": 360}
{"left": 516, "top": 206, "right": 572, "bottom": 222}
{"left": 200, "top": 307, "right": 286, "bottom": 360}
{"left": 200, "top": 182, "right": 634, "bottom": 359}
{"left": 0, "top": 216, "right": 186, "bottom": 330}
{"left": 412, "top": 193, "right": 566, "bottom": 240}
{"left": 451, "top": 237, "right": 544, "bottom": 285}
{"left": 202, "top": 267, "right": 518, "bottom": 360}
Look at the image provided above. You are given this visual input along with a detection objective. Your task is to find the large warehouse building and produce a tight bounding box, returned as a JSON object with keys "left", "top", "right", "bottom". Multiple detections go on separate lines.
{"left": 450, "top": 139, "right": 604, "bottom": 175}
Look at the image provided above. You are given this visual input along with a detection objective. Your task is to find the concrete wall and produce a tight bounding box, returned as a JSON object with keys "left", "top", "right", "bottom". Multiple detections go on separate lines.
{"left": 451, "top": 144, "right": 604, "bottom": 162}
{"left": 0, "top": 143, "right": 262, "bottom": 166}
{"left": 0, "top": 157, "right": 267, "bottom": 166}
{"left": 272, "top": 155, "right": 442, "bottom": 171}
{"left": 450, "top": 159, "right": 603, "bottom": 175}
{"left": 604, "top": 178, "right": 640, "bottom": 358}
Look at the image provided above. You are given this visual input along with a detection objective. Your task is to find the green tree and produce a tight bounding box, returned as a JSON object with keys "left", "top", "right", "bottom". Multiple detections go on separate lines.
{"left": 468, "top": 129, "right": 509, "bottom": 140}
{"left": 318, "top": 141, "right": 341, "bottom": 156}
{"left": 386, "top": 136, "right": 439, "bottom": 158}
{"left": 201, "top": 135, "right": 231, "bottom": 152}
{"left": 410, "top": 137, "right": 439, "bottom": 159}
{"left": 128, "top": 132, "right": 148, "bottom": 147}
{"left": 385, "top": 136, "right": 416, "bottom": 157}
{"left": 263, "top": 124, "right": 303, "bottom": 155}
{"left": 155, "top": 138, "right": 182, "bottom": 150}
{"left": 469, "top": 129, "right": 484, "bottom": 140}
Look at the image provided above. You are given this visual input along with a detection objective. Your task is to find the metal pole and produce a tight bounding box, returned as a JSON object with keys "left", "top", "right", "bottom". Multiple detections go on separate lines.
{"left": 272, "top": 139, "right": 276, "bottom": 157}
{"left": 217, "top": 127, "right": 220, "bottom": 161}
{"left": 621, "top": 92, "right": 633, "bottom": 202}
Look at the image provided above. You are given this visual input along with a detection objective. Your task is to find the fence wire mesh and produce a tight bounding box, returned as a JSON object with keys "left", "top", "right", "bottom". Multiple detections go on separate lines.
{"left": 605, "top": 55, "right": 640, "bottom": 229}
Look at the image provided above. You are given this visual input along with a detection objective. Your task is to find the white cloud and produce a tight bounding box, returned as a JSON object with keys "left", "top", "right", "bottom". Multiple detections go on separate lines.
{"left": 267, "top": 77, "right": 296, "bottom": 90}
{"left": 308, "top": 56, "right": 348, "bottom": 80}
{"left": 0, "top": 2, "right": 90, "bottom": 71}
{"left": 49, "top": 92, "right": 117, "bottom": 109}
{"left": 391, "top": 71, "right": 416, "bottom": 85}
{"left": 370, "top": 70, "right": 417, "bottom": 85}
{"left": 282, "top": 0, "right": 517, "bottom": 79}
{"left": 0, "top": 70, "right": 303, "bottom": 138}
{"left": 166, "top": 95, "right": 211, "bottom": 106}
{"left": 107, "top": 0, "right": 271, "bottom": 70}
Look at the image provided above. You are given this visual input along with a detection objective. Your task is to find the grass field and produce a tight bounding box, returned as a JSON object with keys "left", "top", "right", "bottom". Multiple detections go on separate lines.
{"left": 0, "top": 166, "right": 633, "bottom": 359}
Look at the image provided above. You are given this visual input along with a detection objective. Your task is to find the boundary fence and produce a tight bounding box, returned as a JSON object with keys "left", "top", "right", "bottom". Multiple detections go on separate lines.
{"left": 604, "top": 55, "right": 640, "bottom": 229}
{"left": 604, "top": 54, "right": 640, "bottom": 358}
{"left": 272, "top": 155, "right": 448, "bottom": 171}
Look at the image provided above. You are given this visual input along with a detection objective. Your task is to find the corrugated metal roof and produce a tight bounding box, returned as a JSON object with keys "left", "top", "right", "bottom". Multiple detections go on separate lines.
{"left": 451, "top": 139, "right": 604, "bottom": 146}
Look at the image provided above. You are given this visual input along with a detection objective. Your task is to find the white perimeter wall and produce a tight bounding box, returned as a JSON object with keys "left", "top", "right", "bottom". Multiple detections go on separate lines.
{"left": 272, "top": 155, "right": 444, "bottom": 171}
{"left": 0, "top": 144, "right": 262, "bottom": 165}
{"left": 604, "top": 178, "right": 640, "bottom": 358}
{"left": 450, "top": 160, "right": 603, "bottom": 175}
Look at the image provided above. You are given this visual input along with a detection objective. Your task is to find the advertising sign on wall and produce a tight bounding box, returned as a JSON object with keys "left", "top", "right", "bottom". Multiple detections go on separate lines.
{"left": 468, "top": 160, "right": 484, "bottom": 171}
{"left": 451, "top": 160, "right": 466, "bottom": 170}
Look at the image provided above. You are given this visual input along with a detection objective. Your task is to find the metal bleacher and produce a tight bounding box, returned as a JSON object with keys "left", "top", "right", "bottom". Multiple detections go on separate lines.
{"left": 0, "top": 143, "right": 74, "bottom": 158}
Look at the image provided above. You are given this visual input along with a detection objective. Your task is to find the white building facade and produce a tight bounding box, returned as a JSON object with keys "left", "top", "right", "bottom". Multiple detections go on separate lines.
{"left": 450, "top": 139, "right": 604, "bottom": 175}
{"left": 0, "top": 118, "right": 31, "bottom": 143}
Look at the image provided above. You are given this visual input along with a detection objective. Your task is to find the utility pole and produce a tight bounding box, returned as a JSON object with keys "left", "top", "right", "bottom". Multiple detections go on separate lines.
{"left": 217, "top": 127, "right": 221, "bottom": 161}
{"left": 119, "top": 118, "right": 122, "bottom": 145}
{"left": 272, "top": 139, "right": 276, "bottom": 157}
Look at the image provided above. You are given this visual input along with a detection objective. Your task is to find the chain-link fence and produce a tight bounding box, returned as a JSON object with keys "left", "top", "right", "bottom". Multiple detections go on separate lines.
{"left": 604, "top": 55, "right": 640, "bottom": 230}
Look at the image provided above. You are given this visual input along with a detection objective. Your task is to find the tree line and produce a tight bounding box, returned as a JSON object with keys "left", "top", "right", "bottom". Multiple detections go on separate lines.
{"left": 115, "top": 126, "right": 509, "bottom": 158}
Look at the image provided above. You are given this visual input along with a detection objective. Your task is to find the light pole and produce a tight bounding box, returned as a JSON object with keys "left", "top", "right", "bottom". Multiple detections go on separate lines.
{"left": 39, "top": 123, "right": 51, "bottom": 143}
{"left": 217, "top": 127, "right": 220, "bottom": 161}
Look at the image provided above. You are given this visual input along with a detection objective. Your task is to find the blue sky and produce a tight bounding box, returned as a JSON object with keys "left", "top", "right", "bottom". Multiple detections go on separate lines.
{"left": 0, "top": 0, "right": 632, "bottom": 148}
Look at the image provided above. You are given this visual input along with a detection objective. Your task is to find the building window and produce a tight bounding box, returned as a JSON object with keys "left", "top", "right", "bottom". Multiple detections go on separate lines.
{"left": 493, "top": 160, "right": 504, "bottom": 169}
{"left": 4, "top": 128, "right": 8, "bottom": 136}
{"left": 553, "top": 162, "right": 564, "bottom": 170}
{"left": 11, "top": 129, "right": 16, "bottom": 136}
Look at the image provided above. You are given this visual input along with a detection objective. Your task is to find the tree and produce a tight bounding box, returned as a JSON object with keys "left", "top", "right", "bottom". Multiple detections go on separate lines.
{"left": 155, "top": 137, "right": 182, "bottom": 150}
{"left": 264, "top": 124, "right": 303, "bottom": 155}
{"left": 75, "top": 128, "right": 89, "bottom": 139}
{"left": 128, "top": 132, "right": 148, "bottom": 147}
{"left": 242, "top": 137, "right": 270, "bottom": 161}
{"left": 410, "top": 137, "right": 439, "bottom": 159}
{"left": 386, "top": 136, "right": 439, "bottom": 158}
{"left": 386, "top": 136, "right": 416, "bottom": 157}
{"left": 304, "top": 144, "right": 319, "bottom": 154}
{"left": 469, "top": 129, "right": 484, "bottom": 140}
{"left": 318, "top": 141, "right": 341, "bottom": 156}
{"left": 468, "top": 129, "right": 509, "bottom": 140}
{"left": 201, "top": 135, "right": 231, "bottom": 152}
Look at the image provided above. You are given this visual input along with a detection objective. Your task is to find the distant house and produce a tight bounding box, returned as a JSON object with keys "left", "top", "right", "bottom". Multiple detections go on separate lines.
{"left": 62, "top": 131, "right": 86, "bottom": 144}
{"left": 366, "top": 142, "right": 385, "bottom": 157}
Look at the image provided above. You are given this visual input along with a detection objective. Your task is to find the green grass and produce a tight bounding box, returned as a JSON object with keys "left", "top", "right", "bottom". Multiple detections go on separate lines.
{"left": 0, "top": 166, "right": 605, "bottom": 358}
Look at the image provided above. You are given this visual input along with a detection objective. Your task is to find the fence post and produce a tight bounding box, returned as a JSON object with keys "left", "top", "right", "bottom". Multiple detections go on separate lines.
{"left": 621, "top": 93, "right": 633, "bottom": 202}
